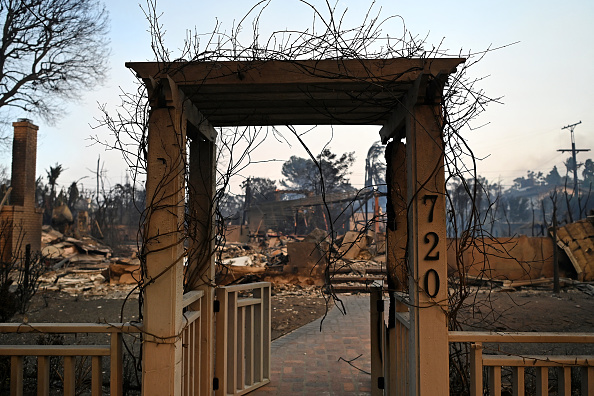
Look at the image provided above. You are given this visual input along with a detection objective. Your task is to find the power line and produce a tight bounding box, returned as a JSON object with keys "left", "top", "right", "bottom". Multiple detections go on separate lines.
{"left": 557, "top": 121, "right": 590, "bottom": 192}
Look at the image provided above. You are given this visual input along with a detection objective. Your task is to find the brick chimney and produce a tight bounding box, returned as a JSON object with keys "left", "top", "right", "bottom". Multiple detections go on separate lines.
{"left": 10, "top": 119, "right": 38, "bottom": 207}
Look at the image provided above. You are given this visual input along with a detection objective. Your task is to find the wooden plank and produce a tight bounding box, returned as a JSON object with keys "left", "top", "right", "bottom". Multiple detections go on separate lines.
{"left": 535, "top": 367, "right": 548, "bottom": 396}
{"left": 488, "top": 366, "right": 502, "bottom": 396}
{"left": 449, "top": 331, "right": 594, "bottom": 343}
{"left": 37, "top": 356, "right": 50, "bottom": 396}
{"left": 228, "top": 291, "right": 238, "bottom": 392}
{"left": 238, "top": 306, "right": 245, "bottom": 391}
{"left": 11, "top": 355, "right": 23, "bottom": 396}
{"left": 63, "top": 356, "right": 76, "bottom": 396}
{"left": 182, "top": 290, "right": 204, "bottom": 308}
{"left": 512, "top": 366, "right": 525, "bottom": 396}
{"left": 91, "top": 356, "right": 102, "bottom": 396}
{"left": 191, "top": 106, "right": 398, "bottom": 127}
{"left": 110, "top": 332, "right": 123, "bottom": 396}
{"left": 195, "top": 317, "right": 202, "bottom": 395}
{"left": 469, "top": 343, "right": 483, "bottom": 396}
{"left": 183, "top": 310, "right": 201, "bottom": 325}
{"left": 386, "top": 327, "right": 397, "bottom": 394}
{"left": 127, "top": 58, "right": 464, "bottom": 87}
{"left": 188, "top": 137, "right": 217, "bottom": 396}
{"left": 0, "top": 323, "right": 142, "bottom": 333}
{"left": 245, "top": 305, "right": 254, "bottom": 387}
{"left": 254, "top": 289, "right": 263, "bottom": 383}
{"left": 182, "top": 324, "right": 189, "bottom": 396}
{"left": 331, "top": 284, "right": 388, "bottom": 292}
{"left": 379, "top": 76, "right": 421, "bottom": 142}
{"left": 370, "top": 288, "right": 384, "bottom": 396}
{"left": 482, "top": 355, "right": 594, "bottom": 367}
{"left": 0, "top": 345, "right": 110, "bottom": 356}
{"left": 581, "top": 366, "right": 594, "bottom": 395}
{"left": 233, "top": 379, "right": 271, "bottom": 396}
{"left": 237, "top": 297, "right": 262, "bottom": 308}
{"left": 330, "top": 275, "right": 386, "bottom": 283}
{"left": 558, "top": 366, "right": 571, "bottom": 396}
{"left": 215, "top": 288, "right": 228, "bottom": 396}
{"left": 261, "top": 285, "right": 271, "bottom": 381}
{"left": 331, "top": 267, "right": 387, "bottom": 275}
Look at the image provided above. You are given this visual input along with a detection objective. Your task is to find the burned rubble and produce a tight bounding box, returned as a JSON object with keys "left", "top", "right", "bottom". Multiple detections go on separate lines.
{"left": 37, "top": 225, "right": 139, "bottom": 298}
{"left": 32, "top": 215, "right": 594, "bottom": 299}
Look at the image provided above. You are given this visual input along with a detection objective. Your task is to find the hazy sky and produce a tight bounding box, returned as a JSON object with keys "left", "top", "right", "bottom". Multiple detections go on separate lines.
{"left": 3, "top": 0, "right": 593, "bottom": 194}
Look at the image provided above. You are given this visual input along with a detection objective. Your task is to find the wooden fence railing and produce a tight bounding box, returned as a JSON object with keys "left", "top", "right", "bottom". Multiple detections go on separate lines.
{"left": 0, "top": 288, "right": 205, "bottom": 396}
{"left": 215, "top": 282, "right": 271, "bottom": 396}
{"left": 449, "top": 331, "right": 594, "bottom": 396}
{"left": 371, "top": 291, "right": 594, "bottom": 396}
{"left": 0, "top": 322, "right": 141, "bottom": 396}
{"left": 181, "top": 289, "right": 204, "bottom": 396}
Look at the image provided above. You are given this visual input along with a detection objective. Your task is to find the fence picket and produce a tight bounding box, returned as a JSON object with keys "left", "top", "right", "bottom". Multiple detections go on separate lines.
{"left": 535, "top": 367, "right": 548, "bottom": 396}
{"left": 37, "top": 356, "right": 50, "bottom": 396}
{"left": 91, "top": 356, "right": 102, "bottom": 396}
{"left": 488, "top": 366, "right": 501, "bottom": 396}
{"left": 558, "top": 366, "right": 571, "bottom": 396}
{"left": 63, "top": 356, "right": 76, "bottom": 396}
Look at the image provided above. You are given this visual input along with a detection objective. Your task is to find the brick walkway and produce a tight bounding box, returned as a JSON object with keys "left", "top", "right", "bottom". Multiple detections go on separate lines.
{"left": 251, "top": 294, "right": 372, "bottom": 395}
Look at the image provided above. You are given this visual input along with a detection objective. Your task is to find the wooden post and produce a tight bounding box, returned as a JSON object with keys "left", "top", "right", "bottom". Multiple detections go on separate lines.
{"left": 406, "top": 102, "right": 449, "bottom": 395}
{"left": 111, "top": 332, "right": 123, "bottom": 395}
{"left": 188, "top": 134, "right": 216, "bottom": 396}
{"left": 469, "top": 343, "right": 483, "bottom": 396}
{"left": 386, "top": 140, "right": 408, "bottom": 293}
{"left": 385, "top": 140, "right": 408, "bottom": 395}
{"left": 142, "top": 101, "right": 186, "bottom": 395}
{"left": 370, "top": 287, "right": 384, "bottom": 396}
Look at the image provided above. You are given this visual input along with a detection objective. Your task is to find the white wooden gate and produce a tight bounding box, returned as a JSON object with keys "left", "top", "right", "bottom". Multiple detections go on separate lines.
{"left": 215, "top": 282, "right": 271, "bottom": 395}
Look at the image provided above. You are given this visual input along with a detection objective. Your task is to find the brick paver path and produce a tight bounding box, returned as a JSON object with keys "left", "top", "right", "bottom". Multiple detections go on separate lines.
{"left": 251, "top": 294, "right": 372, "bottom": 395}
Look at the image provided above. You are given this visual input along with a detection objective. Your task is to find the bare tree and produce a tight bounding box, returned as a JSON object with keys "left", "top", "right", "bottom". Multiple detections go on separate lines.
{"left": 0, "top": 0, "right": 109, "bottom": 129}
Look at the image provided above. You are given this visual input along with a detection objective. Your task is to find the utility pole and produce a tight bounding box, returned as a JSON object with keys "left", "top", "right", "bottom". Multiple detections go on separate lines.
{"left": 557, "top": 121, "right": 590, "bottom": 193}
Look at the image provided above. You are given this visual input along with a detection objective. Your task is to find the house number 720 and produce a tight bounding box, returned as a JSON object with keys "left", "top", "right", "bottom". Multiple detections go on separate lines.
{"left": 422, "top": 194, "right": 440, "bottom": 297}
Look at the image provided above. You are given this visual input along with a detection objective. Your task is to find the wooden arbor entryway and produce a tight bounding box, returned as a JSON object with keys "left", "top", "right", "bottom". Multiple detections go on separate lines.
{"left": 127, "top": 57, "right": 463, "bottom": 396}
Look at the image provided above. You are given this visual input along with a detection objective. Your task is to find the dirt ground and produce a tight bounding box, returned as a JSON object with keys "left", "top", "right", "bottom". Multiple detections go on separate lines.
{"left": 7, "top": 282, "right": 594, "bottom": 344}
{"left": 7, "top": 284, "right": 330, "bottom": 341}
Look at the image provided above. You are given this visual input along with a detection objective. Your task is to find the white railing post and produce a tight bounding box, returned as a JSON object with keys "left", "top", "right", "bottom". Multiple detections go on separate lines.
{"left": 10, "top": 355, "right": 23, "bottom": 396}
{"left": 38, "top": 356, "right": 50, "bottom": 396}
{"left": 110, "top": 332, "right": 123, "bottom": 396}
{"left": 535, "top": 367, "right": 548, "bottom": 396}
{"left": 582, "top": 366, "right": 594, "bottom": 395}
{"left": 91, "top": 356, "right": 102, "bottom": 396}
{"left": 557, "top": 366, "right": 571, "bottom": 396}
{"left": 488, "top": 366, "right": 501, "bottom": 396}
{"left": 512, "top": 367, "right": 525, "bottom": 396}
{"left": 469, "top": 343, "right": 483, "bottom": 396}
{"left": 63, "top": 356, "right": 76, "bottom": 396}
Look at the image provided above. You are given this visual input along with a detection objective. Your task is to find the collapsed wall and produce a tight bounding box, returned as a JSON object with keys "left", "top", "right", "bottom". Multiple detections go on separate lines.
{"left": 446, "top": 235, "right": 571, "bottom": 281}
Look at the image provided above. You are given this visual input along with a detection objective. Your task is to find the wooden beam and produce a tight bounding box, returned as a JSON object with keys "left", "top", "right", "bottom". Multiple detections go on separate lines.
{"left": 127, "top": 58, "right": 464, "bottom": 87}
{"left": 144, "top": 76, "right": 217, "bottom": 141}
{"left": 449, "top": 331, "right": 594, "bottom": 343}
{"left": 379, "top": 74, "right": 422, "bottom": 143}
